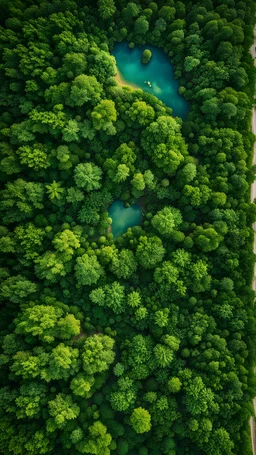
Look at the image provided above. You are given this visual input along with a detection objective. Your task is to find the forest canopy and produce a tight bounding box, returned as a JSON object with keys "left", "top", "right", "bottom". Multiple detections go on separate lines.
{"left": 0, "top": 0, "right": 256, "bottom": 455}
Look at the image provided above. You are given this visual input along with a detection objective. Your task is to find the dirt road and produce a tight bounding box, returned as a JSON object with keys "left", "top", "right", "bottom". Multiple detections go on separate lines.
{"left": 250, "top": 23, "right": 256, "bottom": 455}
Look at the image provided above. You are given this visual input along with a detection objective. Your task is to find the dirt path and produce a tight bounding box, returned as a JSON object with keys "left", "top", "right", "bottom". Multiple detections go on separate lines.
{"left": 250, "top": 24, "right": 256, "bottom": 455}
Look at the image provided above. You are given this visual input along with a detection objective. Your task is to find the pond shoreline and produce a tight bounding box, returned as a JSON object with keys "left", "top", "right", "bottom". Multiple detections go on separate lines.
{"left": 114, "top": 67, "right": 141, "bottom": 91}
{"left": 112, "top": 42, "right": 189, "bottom": 118}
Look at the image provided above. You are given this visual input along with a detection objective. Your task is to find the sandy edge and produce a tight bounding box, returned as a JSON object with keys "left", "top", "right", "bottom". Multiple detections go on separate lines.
{"left": 114, "top": 67, "right": 141, "bottom": 91}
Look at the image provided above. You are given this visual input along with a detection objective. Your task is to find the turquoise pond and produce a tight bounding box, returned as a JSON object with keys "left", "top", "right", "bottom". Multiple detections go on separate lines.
{"left": 108, "top": 200, "right": 142, "bottom": 238}
{"left": 112, "top": 42, "right": 189, "bottom": 119}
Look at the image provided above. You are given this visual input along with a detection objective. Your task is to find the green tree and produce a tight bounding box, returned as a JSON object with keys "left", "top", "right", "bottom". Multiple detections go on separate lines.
{"left": 0, "top": 275, "right": 37, "bottom": 304}
{"left": 134, "top": 17, "right": 149, "bottom": 36}
{"left": 47, "top": 393, "right": 80, "bottom": 432}
{"left": 15, "top": 382, "right": 47, "bottom": 419}
{"left": 206, "top": 428, "right": 234, "bottom": 455}
{"left": 14, "top": 223, "right": 45, "bottom": 260}
{"left": 74, "top": 163, "right": 102, "bottom": 191}
{"left": 82, "top": 334, "right": 115, "bottom": 375}
{"left": 17, "top": 144, "right": 49, "bottom": 170}
{"left": 61, "top": 52, "right": 87, "bottom": 79}
{"left": 136, "top": 236, "right": 165, "bottom": 269}
{"left": 41, "top": 343, "right": 79, "bottom": 382}
{"left": 70, "top": 373, "right": 94, "bottom": 398}
{"left": 154, "top": 308, "right": 169, "bottom": 327}
{"left": 62, "top": 120, "right": 80, "bottom": 142}
{"left": 14, "top": 303, "right": 80, "bottom": 343}
{"left": 68, "top": 75, "right": 102, "bottom": 107}
{"left": 0, "top": 179, "right": 44, "bottom": 224}
{"left": 122, "top": 2, "right": 140, "bottom": 22}
{"left": 127, "top": 291, "right": 141, "bottom": 308}
{"left": 76, "top": 421, "right": 112, "bottom": 455}
{"left": 35, "top": 251, "right": 67, "bottom": 282}
{"left": 131, "top": 173, "right": 145, "bottom": 192}
{"left": 103, "top": 281, "right": 126, "bottom": 314}
{"left": 141, "top": 49, "right": 152, "bottom": 64}
{"left": 194, "top": 227, "right": 221, "bottom": 252}
{"left": 75, "top": 254, "right": 104, "bottom": 286}
{"left": 110, "top": 249, "right": 137, "bottom": 279}
{"left": 168, "top": 377, "right": 182, "bottom": 393}
{"left": 130, "top": 407, "right": 151, "bottom": 434}
{"left": 158, "top": 6, "right": 175, "bottom": 21}
{"left": 184, "top": 377, "right": 215, "bottom": 416}
{"left": 153, "top": 344, "right": 174, "bottom": 368}
{"left": 98, "top": 0, "right": 116, "bottom": 20}
{"left": 110, "top": 377, "right": 136, "bottom": 411}
{"left": 152, "top": 207, "right": 182, "bottom": 235}
{"left": 128, "top": 101, "right": 155, "bottom": 126}
{"left": 141, "top": 116, "right": 187, "bottom": 175}
{"left": 53, "top": 229, "right": 80, "bottom": 256}
{"left": 114, "top": 164, "right": 130, "bottom": 183}
{"left": 91, "top": 100, "right": 117, "bottom": 135}
{"left": 46, "top": 180, "right": 64, "bottom": 201}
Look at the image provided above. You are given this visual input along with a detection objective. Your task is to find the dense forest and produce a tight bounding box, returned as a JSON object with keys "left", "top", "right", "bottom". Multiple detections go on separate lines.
{"left": 0, "top": 0, "right": 256, "bottom": 454}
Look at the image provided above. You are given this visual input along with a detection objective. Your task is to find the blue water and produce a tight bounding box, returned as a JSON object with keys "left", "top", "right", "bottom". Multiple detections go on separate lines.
{"left": 112, "top": 43, "right": 189, "bottom": 119}
{"left": 108, "top": 200, "right": 142, "bottom": 238}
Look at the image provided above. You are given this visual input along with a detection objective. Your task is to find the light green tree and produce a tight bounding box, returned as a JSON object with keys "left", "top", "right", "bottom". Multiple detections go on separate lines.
{"left": 152, "top": 207, "right": 182, "bottom": 235}
{"left": 41, "top": 343, "right": 79, "bottom": 382}
{"left": 35, "top": 251, "right": 67, "bottom": 282}
{"left": 91, "top": 100, "right": 117, "bottom": 135}
{"left": 141, "top": 49, "right": 152, "bottom": 64}
{"left": 130, "top": 407, "right": 151, "bottom": 434}
{"left": 168, "top": 377, "right": 182, "bottom": 393}
{"left": 74, "top": 163, "right": 102, "bottom": 191}
{"left": 70, "top": 373, "right": 94, "bottom": 398}
{"left": 110, "top": 249, "right": 137, "bottom": 279}
{"left": 128, "top": 101, "right": 154, "bottom": 125}
{"left": 68, "top": 75, "right": 102, "bottom": 107}
{"left": 82, "top": 334, "right": 115, "bottom": 375}
{"left": 136, "top": 236, "right": 165, "bottom": 269}
{"left": 46, "top": 180, "right": 64, "bottom": 201}
{"left": 75, "top": 254, "right": 104, "bottom": 286}
{"left": 47, "top": 393, "right": 80, "bottom": 432}
{"left": 76, "top": 421, "right": 112, "bottom": 455}
{"left": 53, "top": 229, "right": 80, "bottom": 256}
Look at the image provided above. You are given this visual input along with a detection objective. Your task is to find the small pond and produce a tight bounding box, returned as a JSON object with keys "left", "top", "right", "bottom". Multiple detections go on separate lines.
{"left": 112, "top": 42, "right": 189, "bottom": 119}
{"left": 108, "top": 200, "right": 142, "bottom": 239}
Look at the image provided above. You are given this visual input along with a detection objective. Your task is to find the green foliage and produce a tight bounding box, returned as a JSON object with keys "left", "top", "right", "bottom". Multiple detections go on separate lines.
{"left": 128, "top": 101, "right": 155, "bottom": 126}
{"left": 98, "top": 0, "right": 116, "bottom": 20}
{"left": 194, "top": 227, "right": 221, "bottom": 252}
{"left": 152, "top": 207, "right": 182, "bottom": 235}
{"left": 47, "top": 393, "right": 80, "bottom": 432}
{"left": 14, "top": 303, "right": 80, "bottom": 342}
{"left": 91, "top": 100, "right": 117, "bottom": 135}
{"left": 75, "top": 254, "right": 104, "bottom": 286}
{"left": 74, "top": 163, "right": 103, "bottom": 191}
{"left": 76, "top": 421, "right": 112, "bottom": 455}
{"left": 0, "top": 1, "right": 255, "bottom": 454}
{"left": 136, "top": 235, "right": 165, "bottom": 269}
{"left": 1, "top": 275, "right": 37, "bottom": 304}
{"left": 141, "top": 49, "right": 152, "bottom": 64}
{"left": 68, "top": 75, "right": 102, "bottom": 107}
{"left": 168, "top": 377, "right": 182, "bottom": 393}
{"left": 46, "top": 180, "right": 64, "bottom": 201}
{"left": 110, "top": 249, "right": 137, "bottom": 279}
{"left": 130, "top": 407, "right": 152, "bottom": 434}
{"left": 82, "top": 334, "right": 115, "bottom": 375}
{"left": 141, "top": 116, "right": 187, "bottom": 175}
